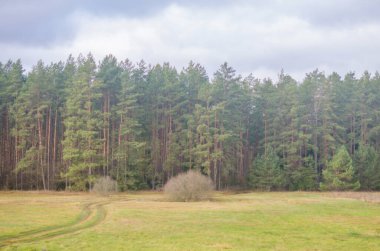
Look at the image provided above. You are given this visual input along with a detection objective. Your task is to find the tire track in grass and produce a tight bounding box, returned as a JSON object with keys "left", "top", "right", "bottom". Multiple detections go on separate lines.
{"left": 0, "top": 202, "right": 93, "bottom": 242}
{"left": 0, "top": 200, "right": 108, "bottom": 248}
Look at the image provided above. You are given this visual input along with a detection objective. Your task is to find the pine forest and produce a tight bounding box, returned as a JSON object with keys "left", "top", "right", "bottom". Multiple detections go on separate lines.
{"left": 1, "top": 54, "right": 380, "bottom": 191}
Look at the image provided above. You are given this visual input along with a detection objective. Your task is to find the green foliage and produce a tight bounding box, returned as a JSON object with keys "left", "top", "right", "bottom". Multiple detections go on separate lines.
{"left": 289, "top": 156, "right": 318, "bottom": 191}
{"left": 249, "top": 149, "right": 285, "bottom": 190}
{"left": 15, "top": 147, "right": 39, "bottom": 173}
{"left": 2, "top": 55, "right": 380, "bottom": 191}
{"left": 354, "top": 144, "right": 380, "bottom": 190}
{"left": 320, "top": 146, "right": 360, "bottom": 191}
{"left": 62, "top": 54, "right": 102, "bottom": 191}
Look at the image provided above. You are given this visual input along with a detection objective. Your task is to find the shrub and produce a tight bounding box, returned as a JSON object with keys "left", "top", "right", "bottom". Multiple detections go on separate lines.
{"left": 92, "top": 176, "right": 118, "bottom": 195}
{"left": 164, "top": 170, "right": 214, "bottom": 201}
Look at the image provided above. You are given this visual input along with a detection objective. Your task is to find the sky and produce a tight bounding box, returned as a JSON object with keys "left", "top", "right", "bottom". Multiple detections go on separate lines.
{"left": 1, "top": 0, "right": 380, "bottom": 81}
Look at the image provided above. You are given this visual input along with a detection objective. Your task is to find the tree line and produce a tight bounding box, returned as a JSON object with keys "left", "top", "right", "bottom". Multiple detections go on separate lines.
{"left": 1, "top": 54, "right": 380, "bottom": 191}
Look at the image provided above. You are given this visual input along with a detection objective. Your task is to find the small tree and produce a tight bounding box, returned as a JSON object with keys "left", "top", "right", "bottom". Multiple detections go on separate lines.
{"left": 164, "top": 170, "right": 214, "bottom": 201}
{"left": 320, "top": 146, "right": 360, "bottom": 191}
{"left": 249, "top": 149, "right": 285, "bottom": 191}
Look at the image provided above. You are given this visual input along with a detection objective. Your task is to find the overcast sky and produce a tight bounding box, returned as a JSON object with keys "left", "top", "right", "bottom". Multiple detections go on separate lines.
{"left": 1, "top": 0, "right": 380, "bottom": 81}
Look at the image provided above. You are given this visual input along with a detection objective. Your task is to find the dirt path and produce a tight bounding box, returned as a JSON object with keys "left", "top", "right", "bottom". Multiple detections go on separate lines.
{"left": 0, "top": 200, "right": 108, "bottom": 248}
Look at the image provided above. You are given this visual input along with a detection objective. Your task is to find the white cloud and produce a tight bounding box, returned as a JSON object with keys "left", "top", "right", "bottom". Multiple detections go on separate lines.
{"left": 1, "top": 3, "right": 380, "bottom": 81}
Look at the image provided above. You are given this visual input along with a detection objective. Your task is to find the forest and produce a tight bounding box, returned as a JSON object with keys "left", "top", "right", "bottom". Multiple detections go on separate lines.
{"left": 0, "top": 53, "right": 380, "bottom": 191}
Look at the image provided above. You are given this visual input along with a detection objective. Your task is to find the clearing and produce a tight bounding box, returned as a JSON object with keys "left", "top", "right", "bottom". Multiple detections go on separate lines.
{"left": 0, "top": 191, "right": 379, "bottom": 250}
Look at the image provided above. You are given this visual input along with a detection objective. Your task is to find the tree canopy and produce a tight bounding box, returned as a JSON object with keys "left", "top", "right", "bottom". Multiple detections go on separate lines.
{"left": 1, "top": 55, "right": 380, "bottom": 191}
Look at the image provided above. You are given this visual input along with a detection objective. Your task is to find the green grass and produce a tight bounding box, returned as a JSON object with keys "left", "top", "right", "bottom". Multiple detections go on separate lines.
{"left": 1, "top": 192, "right": 380, "bottom": 250}
{"left": 0, "top": 192, "right": 83, "bottom": 239}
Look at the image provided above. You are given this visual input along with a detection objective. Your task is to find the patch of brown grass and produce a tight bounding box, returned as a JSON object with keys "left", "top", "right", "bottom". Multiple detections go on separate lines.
{"left": 325, "top": 192, "right": 380, "bottom": 203}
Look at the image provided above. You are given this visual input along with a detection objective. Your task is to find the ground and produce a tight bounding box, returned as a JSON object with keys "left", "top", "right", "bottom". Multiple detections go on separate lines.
{"left": 0, "top": 191, "right": 379, "bottom": 250}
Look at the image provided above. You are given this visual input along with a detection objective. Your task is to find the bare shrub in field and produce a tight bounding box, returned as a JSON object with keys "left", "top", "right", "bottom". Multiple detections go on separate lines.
{"left": 164, "top": 170, "right": 214, "bottom": 201}
{"left": 92, "top": 176, "right": 118, "bottom": 195}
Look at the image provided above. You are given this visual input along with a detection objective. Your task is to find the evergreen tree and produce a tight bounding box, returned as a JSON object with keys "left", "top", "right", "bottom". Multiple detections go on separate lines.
{"left": 1, "top": 56, "right": 380, "bottom": 191}
{"left": 179, "top": 61, "right": 209, "bottom": 172}
{"left": 249, "top": 148, "right": 285, "bottom": 190}
{"left": 113, "top": 59, "right": 146, "bottom": 190}
{"left": 97, "top": 55, "right": 122, "bottom": 177}
{"left": 63, "top": 54, "right": 102, "bottom": 190}
{"left": 321, "top": 146, "right": 360, "bottom": 191}
{"left": 354, "top": 144, "right": 380, "bottom": 190}
{"left": 1, "top": 60, "right": 24, "bottom": 188}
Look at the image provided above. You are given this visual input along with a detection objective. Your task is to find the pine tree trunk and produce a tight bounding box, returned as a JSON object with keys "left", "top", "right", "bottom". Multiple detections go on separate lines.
{"left": 38, "top": 110, "right": 46, "bottom": 191}
{"left": 239, "top": 131, "right": 244, "bottom": 184}
{"left": 103, "top": 95, "right": 107, "bottom": 176}
{"left": 47, "top": 106, "right": 51, "bottom": 190}
{"left": 213, "top": 110, "right": 218, "bottom": 189}
{"left": 53, "top": 108, "right": 58, "bottom": 187}
{"left": 107, "top": 90, "right": 110, "bottom": 176}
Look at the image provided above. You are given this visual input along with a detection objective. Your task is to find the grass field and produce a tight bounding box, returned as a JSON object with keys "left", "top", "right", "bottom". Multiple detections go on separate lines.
{"left": 0, "top": 191, "right": 379, "bottom": 250}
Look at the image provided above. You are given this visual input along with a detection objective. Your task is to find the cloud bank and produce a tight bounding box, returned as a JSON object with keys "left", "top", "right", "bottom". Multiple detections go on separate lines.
{"left": 1, "top": 0, "right": 380, "bottom": 80}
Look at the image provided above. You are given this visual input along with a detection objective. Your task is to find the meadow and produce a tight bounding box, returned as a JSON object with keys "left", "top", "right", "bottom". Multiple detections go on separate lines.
{"left": 0, "top": 191, "right": 379, "bottom": 250}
